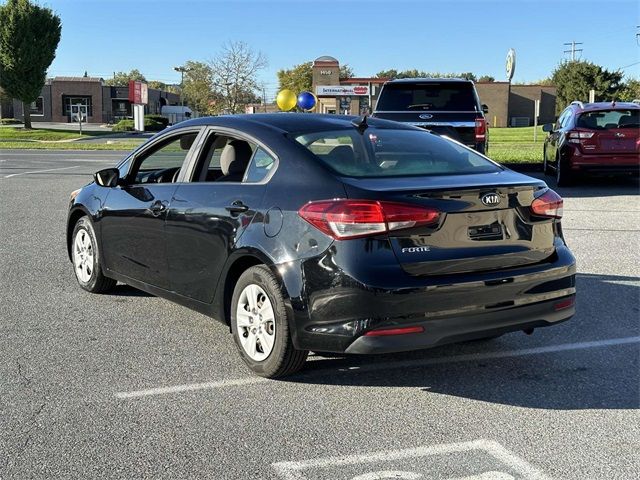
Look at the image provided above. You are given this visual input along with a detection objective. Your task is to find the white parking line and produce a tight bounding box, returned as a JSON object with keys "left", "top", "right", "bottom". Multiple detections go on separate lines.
{"left": 2, "top": 165, "right": 79, "bottom": 178}
{"left": 114, "top": 336, "right": 640, "bottom": 400}
{"left": 272, "top": 439, "right": 551, "bottom": 480}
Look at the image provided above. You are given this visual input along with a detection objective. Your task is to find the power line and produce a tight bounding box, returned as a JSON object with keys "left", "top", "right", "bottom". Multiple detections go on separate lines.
{"left": 563, "top": 41, "right": 583, "bottom": 61}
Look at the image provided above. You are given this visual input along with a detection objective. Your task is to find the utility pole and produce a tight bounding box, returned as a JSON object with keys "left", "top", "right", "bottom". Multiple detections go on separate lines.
{"left": 173, "top": 65, "right": 192, "bottom": 118}
{"left": 262, "top": 84, "right": 267, "bottom": 113}
{"left": 563, "top": 41, "right": 583, "bottom": 61}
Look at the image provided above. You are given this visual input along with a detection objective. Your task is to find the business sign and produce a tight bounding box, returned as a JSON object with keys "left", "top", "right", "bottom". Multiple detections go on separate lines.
{"left": 316, "top": 85, "right": 369, "bottom": 96}
{"left": 506, "top": 48, "right": 516, "bottom": 82}
{"left": 128, "top": 80, "right": 148, "bottom": 105}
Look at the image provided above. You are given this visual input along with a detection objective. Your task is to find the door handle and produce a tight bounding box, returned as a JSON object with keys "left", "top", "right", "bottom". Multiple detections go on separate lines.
{"left": 225, "top": 200, "right": 249, "bottom": 214}
{"left": 149, "top": 201, "right": 167, "bottom": 217}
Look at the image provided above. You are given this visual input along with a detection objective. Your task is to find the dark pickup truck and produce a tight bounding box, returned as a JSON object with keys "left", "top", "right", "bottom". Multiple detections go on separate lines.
{"left": 373, "top": 78, "right": 489, "bottom": 154}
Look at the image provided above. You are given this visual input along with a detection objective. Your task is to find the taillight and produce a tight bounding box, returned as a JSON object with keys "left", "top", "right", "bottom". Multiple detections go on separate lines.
{"left": 568, "top": 130, "right": 595, "bottom": 143}
{"left": 531, "top": 189, "right": 563, "bottom": 219}
{"left": 298, "top": 199, "right": 440, "bottom": 240}
{"left": 475, "top": 118, "right": 487, "bottom": 141}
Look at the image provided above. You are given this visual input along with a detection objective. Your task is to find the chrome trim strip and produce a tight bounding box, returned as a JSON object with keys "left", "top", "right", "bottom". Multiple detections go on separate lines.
{"left": 406, "top": 121, "right": 476, "bottom": 128}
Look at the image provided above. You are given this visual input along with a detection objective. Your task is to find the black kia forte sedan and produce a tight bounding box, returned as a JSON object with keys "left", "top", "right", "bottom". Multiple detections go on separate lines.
{"left": 67, "top": 113, "right": 576, "bottom": 377}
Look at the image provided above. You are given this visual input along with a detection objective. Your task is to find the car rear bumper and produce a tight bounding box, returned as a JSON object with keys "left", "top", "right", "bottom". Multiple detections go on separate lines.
{"left": 345, "top": 295, "right": 574, "bottom": 354}
{"left": 570, "top": 151, "right": 640, "bottom": 173}
{"left": 286, "top": 242, "right": 576, "bottom": 354}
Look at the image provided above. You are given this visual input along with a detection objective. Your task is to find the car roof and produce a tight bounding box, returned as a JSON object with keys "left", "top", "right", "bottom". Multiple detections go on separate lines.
{"left": 572, "top": 101, "right": 640, "bottom": 112}
{"left": 386, "top": 78, "right": 472, "bottom": 84}
{"left": 166, "top": 113, "right": 418, "bottom": 135}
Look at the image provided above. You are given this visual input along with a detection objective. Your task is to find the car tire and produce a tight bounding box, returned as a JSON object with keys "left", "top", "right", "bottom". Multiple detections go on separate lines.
{"left": 230, "top": 265, "right": 309, "bottom": 378}
{"left": 555, "top": 154, "right": 574, "bottom": 187}
{"left": 71, "top": 216, "right": 116, "bottom": 293}
{"left": 542, "top": 147, "right": 550, "bottom": 175}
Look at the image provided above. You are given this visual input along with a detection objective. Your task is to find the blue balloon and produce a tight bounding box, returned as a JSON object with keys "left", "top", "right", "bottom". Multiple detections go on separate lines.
{"left": 297, "top": 91, "right": 316, "bottom": 111}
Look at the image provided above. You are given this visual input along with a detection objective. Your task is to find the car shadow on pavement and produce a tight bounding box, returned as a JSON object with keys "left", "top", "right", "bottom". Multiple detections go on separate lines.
{"left": 285, "top": 273, "right": 639, "bottom": 410}
{"left": 110, "top": 283, "right": 153, "bottom": 297}
{"left": 527, "top": 171, "right": 640, "bottom": 198}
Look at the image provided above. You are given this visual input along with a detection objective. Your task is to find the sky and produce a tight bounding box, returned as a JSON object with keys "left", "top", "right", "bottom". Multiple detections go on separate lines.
{"left": 25, "top": 0, "right": 640, "bottom": 100}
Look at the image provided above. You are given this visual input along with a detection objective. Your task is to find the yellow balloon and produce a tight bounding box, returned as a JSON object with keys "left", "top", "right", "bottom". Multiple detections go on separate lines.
{"left": 276, "top": 89, "right": 297, "bottom": 111}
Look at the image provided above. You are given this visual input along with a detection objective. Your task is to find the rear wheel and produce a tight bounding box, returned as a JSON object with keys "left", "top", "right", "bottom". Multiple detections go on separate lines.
{"left": 555, "top": 153, "right": 574, "bottom": 187}
{"left": 230, "top": 265, "right": 308, "bottom": 378}
{"left": 71, "top": 216, "right": 116, "bottom": 293}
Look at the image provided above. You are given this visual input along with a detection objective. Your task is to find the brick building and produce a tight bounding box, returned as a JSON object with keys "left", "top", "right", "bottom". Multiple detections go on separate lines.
{"left": 0, "top": 76, "right": 180, "bottom": 124}
{"left": 475, "top": 82, "right": 557, "bottom": 127}
{"left": 298, "top": 56, "right": 557, "bottom": 126}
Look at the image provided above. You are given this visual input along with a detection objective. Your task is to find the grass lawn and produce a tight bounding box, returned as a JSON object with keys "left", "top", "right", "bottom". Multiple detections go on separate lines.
{"left": 488, "top": 126, "right": 546, "bottom": 163}
{"left": 0, "top": 125, "right": 549, "bottom": 164}
{"left": 0, "top": 127, "right": 113, "bottom": 142}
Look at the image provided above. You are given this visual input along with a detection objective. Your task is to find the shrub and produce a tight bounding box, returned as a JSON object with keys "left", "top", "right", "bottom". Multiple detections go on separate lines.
{"left": 112, "top": 119, "right": 134, "bottom": 132}
{"left": 144, "top": 114, "right": 169, "bottom": 128}
{"left": 0, "top": 118, "right": 22, "bottom": 125}
{"left": 112, "top": 117, "right": 167, "bottom": 132}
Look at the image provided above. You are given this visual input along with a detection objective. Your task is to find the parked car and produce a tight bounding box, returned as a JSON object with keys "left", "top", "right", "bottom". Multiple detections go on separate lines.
{"left": 542, "top": 101, "right": 640, "bottom": 186}
{"left": 373, "top": 78, "right": 489, "bottom": 154}
{"left": 67, "top": 114, "right": 576, "bottom": 378}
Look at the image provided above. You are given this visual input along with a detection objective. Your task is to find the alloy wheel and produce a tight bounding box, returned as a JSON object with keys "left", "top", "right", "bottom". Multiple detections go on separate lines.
{"left": 235, "top": 284, "right": 276, "bottom": 361}
{"left": 73, "top": 228, "right": 94, "bottom": 283}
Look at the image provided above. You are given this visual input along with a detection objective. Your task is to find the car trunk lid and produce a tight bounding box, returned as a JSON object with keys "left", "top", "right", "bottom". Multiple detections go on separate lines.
{"left": 341, "top": 170, "right": 556, "bottom": 276}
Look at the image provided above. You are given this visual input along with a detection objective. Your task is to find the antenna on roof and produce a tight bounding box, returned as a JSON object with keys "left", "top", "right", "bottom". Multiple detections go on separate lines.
{"left": 351, "top": 115, "right": 368, "bottom": 134}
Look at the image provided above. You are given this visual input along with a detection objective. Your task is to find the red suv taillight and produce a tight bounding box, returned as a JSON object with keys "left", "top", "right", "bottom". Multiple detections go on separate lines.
{"left": 298, "top": 199, "right": 440, "bottom": 240}
{"left": 568, "top": 130, "right": 595, "bottom": 143}
{"left": 531, "top": 189, "right": 563, "bottom": 219}
{"left": 475, "top": 118, "right": 487, "bottom": 141}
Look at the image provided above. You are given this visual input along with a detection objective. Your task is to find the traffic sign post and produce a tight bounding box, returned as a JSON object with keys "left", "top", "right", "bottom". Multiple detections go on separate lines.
{"left": 533, "top": 99, "right": 540, "bottom": 142}
{"left": 71, "top": 104, "right": 86, "bottom": 135}
{"left": 128, "top": 80, "right": 148, "bottom": 132}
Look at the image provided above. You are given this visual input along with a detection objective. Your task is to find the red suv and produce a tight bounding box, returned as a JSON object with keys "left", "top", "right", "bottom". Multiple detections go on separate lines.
{"left": 542, "top": 101, "right": 640, "bottom": 186}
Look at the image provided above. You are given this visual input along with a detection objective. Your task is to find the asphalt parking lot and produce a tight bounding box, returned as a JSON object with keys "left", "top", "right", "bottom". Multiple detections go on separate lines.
{"left": 0, "top": 149, "right": 638, "bottom": 479}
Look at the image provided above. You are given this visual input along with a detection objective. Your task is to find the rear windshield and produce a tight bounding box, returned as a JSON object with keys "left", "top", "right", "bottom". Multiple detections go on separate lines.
{"left": 376, "top": 82, "right": 478, "bottom": 112}
{"left": 577, "top": 109, "right": 640, "bottom": 130}
{"left": 293, "top": 128, "right": 501, "bottom": 178}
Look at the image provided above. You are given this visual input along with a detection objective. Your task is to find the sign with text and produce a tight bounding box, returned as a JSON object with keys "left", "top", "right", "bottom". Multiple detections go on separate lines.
{"left": 316, "top": 85, "right": 369, "bottom": 96}
{"left": 128, "top": 80, "right": 148, "bottom": 105}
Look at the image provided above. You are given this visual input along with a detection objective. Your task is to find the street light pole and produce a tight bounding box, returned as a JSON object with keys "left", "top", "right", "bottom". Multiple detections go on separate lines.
{"left": 174, "top": 65, "right": 192, "bottom": 119}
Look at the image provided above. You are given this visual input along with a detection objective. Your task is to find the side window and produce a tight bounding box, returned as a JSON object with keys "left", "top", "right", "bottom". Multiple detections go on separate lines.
{"left": 129, "top": 132, "right": 198, "bottom": 184}
{"left": 244, "top": 148, "right": 276, "bottom": 183}
{"left": 192, "top": 132, "right": 275, "bottom": 183}
{"left": 557, "top": 109, "right": 572, "bottom": 129}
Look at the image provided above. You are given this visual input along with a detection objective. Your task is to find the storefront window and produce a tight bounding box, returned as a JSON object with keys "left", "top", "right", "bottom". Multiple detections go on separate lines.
{"left": 359, "top": 96, "right": 370, "bottom": 115}
{"left": 62, "top": 95, "right": 93, "bottom": 117}
{"left": 30, "top": 97, "right": 44, "bottom": 115}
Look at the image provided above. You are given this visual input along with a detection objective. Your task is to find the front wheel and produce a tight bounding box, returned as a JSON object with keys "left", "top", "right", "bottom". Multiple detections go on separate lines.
{"left": 543, "top": 146, "right": 550, "bottom": 175}
{"left": 71, "top": 216, "right": 116, "bottom": 293}
{"left": 230, "top": 265, "right": 308, "bottom": 378}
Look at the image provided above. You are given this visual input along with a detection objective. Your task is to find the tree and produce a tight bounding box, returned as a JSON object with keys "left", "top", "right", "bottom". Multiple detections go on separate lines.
{"left": 339, "top": 64, "right": 354, "bottom": 79}
{"left": 277, "top": 61, "right": 313, "bottom": 93}
{"left": 618, "top": 78, "right": 640, "bottom": 102}
{"left": 147, "top": 80, "right": 167, "bottom": 90}
{"left": 209, "top": 41, "right": 267, "bottom": 114}
{"left": 376, "top": 69, "right": 476, "bottom": 81}
{"left": 104, "top": 69, "right": 147, "bottom": 87}
{"left": 477, "top": 75, "right": 495, "bottom": 83}
{"left": 551, "top": 60, "right": 623, "bottom": 112}
{"left": 181, "top": 61, "right": 215, "bottom": 115}
{"left": 0, "top": 0, "right": 61, "bottom": 129}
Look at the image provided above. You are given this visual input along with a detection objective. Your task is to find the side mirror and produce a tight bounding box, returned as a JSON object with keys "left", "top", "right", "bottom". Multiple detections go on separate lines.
{"left": 94, "top": 168, "right": 120, "bottom": 187}
{"left": 542, "top": 123, "right": 554, "bottom": 133}
{"left": 482, "top": 104, "right": 489, "bottom": 114}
